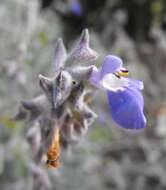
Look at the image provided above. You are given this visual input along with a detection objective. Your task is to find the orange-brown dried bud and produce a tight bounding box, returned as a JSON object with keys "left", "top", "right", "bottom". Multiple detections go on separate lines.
{"left": 46, "top": 127, "right": 61, "bottom": 168}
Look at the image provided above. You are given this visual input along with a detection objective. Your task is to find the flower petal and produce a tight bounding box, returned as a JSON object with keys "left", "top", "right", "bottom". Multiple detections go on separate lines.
{"left": 102, "top": 74, "right": 129, "bottom": 91}
{"left": 107, "top": 87, "right": 146, "bottom": 129}
{"left": 89, "top": 55, "right": 124, "bottom": 89}
{"left": 100, "top": 55, "right": 123, "bottom": 79}
{"left": 127, "top": 78, "right": 144, "bottom": 90}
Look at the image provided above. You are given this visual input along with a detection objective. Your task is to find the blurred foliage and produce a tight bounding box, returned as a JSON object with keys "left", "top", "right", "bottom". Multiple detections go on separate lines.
{"left": 90, "top": 124, "right": 112, "bottom": 143}
{"left": 40, "top": 0, "right": 166, "bottom": 42}
{"left": 0, "top": 116, "right": 17, "bottom": 129}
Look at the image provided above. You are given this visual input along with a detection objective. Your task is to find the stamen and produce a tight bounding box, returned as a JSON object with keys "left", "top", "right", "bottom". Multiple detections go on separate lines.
{"left": 116, "top": 68, "right": 129, "bottom": 77}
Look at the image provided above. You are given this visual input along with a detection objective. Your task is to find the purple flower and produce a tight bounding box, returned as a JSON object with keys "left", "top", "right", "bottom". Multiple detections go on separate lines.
{"left": 70, "top": 0, "right": 82, "bottom": 16}
{"left": 90, "top": 55, "right": 146, "bottom": 129}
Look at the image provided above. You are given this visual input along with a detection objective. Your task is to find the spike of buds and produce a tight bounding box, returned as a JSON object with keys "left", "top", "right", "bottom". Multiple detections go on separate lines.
{"left": 14, "top": 29, "right": 98, "bottom": 168}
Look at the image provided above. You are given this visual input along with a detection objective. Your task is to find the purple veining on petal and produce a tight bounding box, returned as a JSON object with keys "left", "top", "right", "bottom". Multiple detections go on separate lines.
{"left": 107, "top": 87, "right": 146, "bottom": 129}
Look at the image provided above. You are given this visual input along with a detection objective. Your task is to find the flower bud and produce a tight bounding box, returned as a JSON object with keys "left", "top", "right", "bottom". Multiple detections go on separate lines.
{"left": 52, "top": 38, "right": 67, "bottom": 72}
{"left": 67, "top": 29, "right": 98, "bottom": 64}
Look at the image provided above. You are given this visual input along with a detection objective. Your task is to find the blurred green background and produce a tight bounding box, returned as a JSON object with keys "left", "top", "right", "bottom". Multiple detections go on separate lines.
{"left": 0, "top": 0, "right": 166, "bottom": 190}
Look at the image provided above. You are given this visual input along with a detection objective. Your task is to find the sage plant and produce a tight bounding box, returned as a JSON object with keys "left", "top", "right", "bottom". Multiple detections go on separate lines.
{"left": 14, "top": 29, "right": 146, "bottom": 168}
